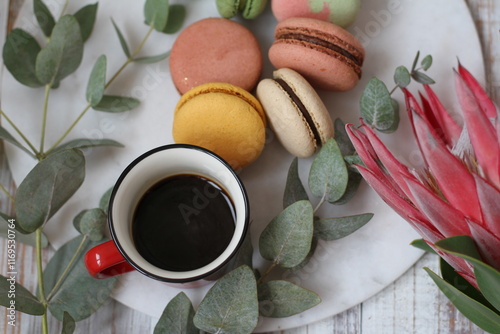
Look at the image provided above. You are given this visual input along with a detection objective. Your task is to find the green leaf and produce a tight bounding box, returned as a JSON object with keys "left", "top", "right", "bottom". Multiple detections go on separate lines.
{"left": 434, "top": 235, "right": 482, "bottom": 261}
{"left": 344, "top": 154, "right": 363, "bottom": 168}
{"left": 0, "top": 125, "right": 36, "bottom": 157}
{"left": 99, "top": 187, "right": 113, "bottom": 214}
{"left": 313, "top": 213, "right": 373, "bottom": 241}
{"left": 410, "top": 238, "right": 436, "bottom": 254}
{"left": 162, "top": 4, "right": 186, "bottom": 34}
{"left": 44, "top": 235, "right": 118, "bottom": 321}
{"left": 330, "top": 169, "right": 363, "bottom": 205}
{"left": 34, "top": 0, "right": 56, "bottom": 37}
{"left": 231, "top": 230, "right": 254, "bottom": 270}
{"left": 411, "top": 51, "right": 420, "bottom": 72}
{"left": 61, "top": 311, "right": 76, "bottom": 334}
{"left": 360, "top": 78, "right": 397, "bottom": 132}
{"left": 133, "top": 50, "right": 170, "bottom": 64}
{"left": 0, "top": 216, "right": 48, "bottom": 247}
{"left": 15, "top": 149, "right": 85, "bottom": 233}
{"left": 154, "top": 292, "right": 197, "bottom": 334}
{"left": 421, "top": 55, "right": 433, "bottom": 71}
{"left": 92, "top": 95, "right": 140, "bottom": 112}
{"left": 86, "top": 55, "right": 107, "bottom": 106}
{"left": 2, "top": 28, "right": 43, "bottom": 87}
{"left": 0, "top": 274, "right": 45, "bottom": 315}
{"left": 283, "top": 158, "right": 309, "bottom": 209}
{"left": 394, "top": 65, "right": 411, "bottom": 88}
{"left": 78, "top": 209, "right": 106, "bottom": 241}
{"left": 144, "top": 0, "right": 170, "bottom": 32}
{"left": 258, "top": 280, "right": 321, "bottom": 318}
{"left": 193, "top": 265, "right": 258, "bottom": 334}
{"left": 73, "top": 3, "right": 98, "bottom": 42}
{"left": 377, "top": 98, "right": 400, "bottom": 134}
{"left": 111, "top": 19, "right": 130, "bottom": 58}
{"left": 412, "top": 70, "right": 436, "bottom": 85}
{"left": 259, "top": 200, "right": 314, "bottom": 268}
{"left": 308, "top": 138, "right": 348, "bottom": 203}
{"left": 424, "top": 267, "right": 500, "bottom": 333}
{"left": 287, "top": 235, "right": 318, "bottom": 272}
{"left": 333, "top": 118, "right": 355, "bottom": 156}
{"left": 35, "top": 15, "right": 84, "bottom": 85}
{"left": 52, "top": 138, "right": 124, "bottom": 154}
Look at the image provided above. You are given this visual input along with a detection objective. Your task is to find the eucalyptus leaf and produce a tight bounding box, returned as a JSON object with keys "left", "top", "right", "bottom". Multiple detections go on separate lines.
{"left": 283, "top": 158, "right": 308, "bottom": 209}
{"left": 193, "top": 265, "right": 258, "bottom": 334}
{"left": 35, "top": 15, "right": 84, "bottom": 85}
{"left": 61, "top": 311, "right": 76, "bottom": 334}
{"left": 154, "top": 292, "right": 197, "bottom": 334}
{"left": 411, "top": 51, "right": 420, "bottom": 72}
{"left": 333, "top": 118, "right": 355, "bottom": 156}
{"left": 287, "top": 236, "right": 317, "bottom": 272}
{"left": 360, "top": 78, "right": 396, "bottom": 132}
{"left": 0, "top": 216, "right": 48, "bottom": 247}
{"left": 330, "top": 169, "right": 362, "bottom": 205}
{"left": 34, "top": 0, "right": 55, "bottom": 37}
{"left": 258, "top": 280, "right": 321, "bottom": 318}
{"left": 0, "top": 212, "right": 30, "bottom": 234}
{"left": 92, "top": 95, "right": 140, "bottom": 112}
{"left": 111, "top": 19, "right": 130, "bottom": 58}
{"left": 394, "top": 65, "right": 411, "bottom": 88}
{"left": 231, "top": 230, "right": 254, "bottom": 270}
{"left": 377, "top": 98, "right": 400, "bottom": 134}
{"left": 79, "top": 208, "right": 107, "bottom": 241}
{"left": 2, "top": 28, "right": 43, "bottom": 87}
{"left": 133, "top": 50, "right": 170, "bottom": 64}
{"left": 15, "top": 149, "right": 85, "bottom": 233}
{"left": 163, "top": 4, "right": 186, "bottom": 34}
{"left": 421, "top": 55, "right": 433, "bottom": 71}
{"left": 52, "top": 138, "right": 124, "bottom": 154}
{"left": 86, "top": 55, "right": 107, "bottom": 107}
{"left": 411, "top": 70, "right": 435, "bottom": 85}
{"left": 313, "top": 213, "right": 373, "bottom": 241}
{"left": 73, "top": 3, "right": 98, "bottom": 42}
{"left": 0, "top": 274, "right": 45, "bottom": 315}
{"left": 99, "top": 187, "right": 113, "bottom": 214}
{"left": 144, "top": 0, "right": 170, "bottom": 32}
{"left": 259, "top": 200, "right": 313, "bottom": 268}
{"left": 425, "top": 267, "right": 500, "bottom": 333}
{"left": 308, "top": 138, "right": 348, "bottom": 203}
{"left": 0, "top": 125, "right": 36, "bottom": 157}
{"left": 343, "top": 154, "right": 363, "bottom": 168}
{"left": 410, "top": 238, "right": 436, "bottom": 254}
{"left": 44, "top": 235, "right": 118, "bottom": 321}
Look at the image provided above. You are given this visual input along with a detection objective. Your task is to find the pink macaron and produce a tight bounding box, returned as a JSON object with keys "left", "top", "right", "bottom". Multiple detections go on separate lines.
{"left": 268, "top": 17, "right": 365, "bottom": 92}
{"left": 169, "top": 18, "right": 263, "bottom": 95}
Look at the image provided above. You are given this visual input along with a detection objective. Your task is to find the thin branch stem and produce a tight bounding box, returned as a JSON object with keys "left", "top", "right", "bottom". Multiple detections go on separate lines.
{"left": 313, "top": 192, "right": 327, "bottom": 214}
{"left": 39, "top": 84, "right": 51, "bottom": 154}
{"left": 0, "top": 109, "right": 39, "bottom": 156}
{"left": 46, "top": 235, "right": 88, "bottom": 302}
{"left": 0, "top": 183, "right": 14, "bottom": 202}
{"left": 257, "top": 262, "right": 277, "bottom": 285}
{"left": 36, "top": 229, "right": 48, "bottom": 334}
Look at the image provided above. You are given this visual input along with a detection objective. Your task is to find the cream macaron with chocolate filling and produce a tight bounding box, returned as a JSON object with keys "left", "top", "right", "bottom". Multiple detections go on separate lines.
{"left": 256, "top": 68, "right": 334, "bottom": 158}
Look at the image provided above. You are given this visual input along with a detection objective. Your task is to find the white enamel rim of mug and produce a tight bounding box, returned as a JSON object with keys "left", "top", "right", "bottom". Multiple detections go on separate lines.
{"left": 108, "top": 144, "right": 249, "bottom": 282}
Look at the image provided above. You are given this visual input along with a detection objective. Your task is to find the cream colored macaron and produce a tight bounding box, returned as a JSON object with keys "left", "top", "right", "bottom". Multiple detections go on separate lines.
{"left": 256, "top": 68, "right": 334, "bottom": 158}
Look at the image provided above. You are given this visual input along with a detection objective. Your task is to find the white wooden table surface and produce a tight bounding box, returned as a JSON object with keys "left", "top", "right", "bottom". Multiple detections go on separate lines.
{"left": 1, "top": 0, "right": 499, "bottom": 333}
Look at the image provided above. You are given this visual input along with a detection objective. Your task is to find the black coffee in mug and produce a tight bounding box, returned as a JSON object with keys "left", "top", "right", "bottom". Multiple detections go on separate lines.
{"left": 132, "top": 174, "right": 236, "bottom": 271}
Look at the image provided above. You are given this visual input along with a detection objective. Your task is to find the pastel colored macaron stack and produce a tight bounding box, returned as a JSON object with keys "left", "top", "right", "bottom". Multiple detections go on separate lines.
{"left": 271, "top": 0, "right": 361, "bottom": 28}
{"left": 172, "top": 83, "right": 267, "bottom": 170}
{"left": 257, "top": 68, "right": 334, "bottom": 158}
{"left": 216, "top": 0, "right": 269, "bottom": 19}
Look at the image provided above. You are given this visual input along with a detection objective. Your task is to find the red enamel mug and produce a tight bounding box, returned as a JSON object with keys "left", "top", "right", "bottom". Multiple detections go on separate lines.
{"left": 84, "top": 144, "right": 249, "bottom": 286}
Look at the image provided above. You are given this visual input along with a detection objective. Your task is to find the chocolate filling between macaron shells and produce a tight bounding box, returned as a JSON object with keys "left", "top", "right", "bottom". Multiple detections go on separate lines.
{"left": 275, "top": 79, "right": 323, "bottom": 146}
{"left": 276, "top": 28, "right": 363, "bottom": 77}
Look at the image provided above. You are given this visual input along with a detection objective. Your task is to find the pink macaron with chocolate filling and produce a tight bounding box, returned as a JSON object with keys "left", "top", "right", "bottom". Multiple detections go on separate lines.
{"left": 269, "top": 17, "right": 365, "bottom": 92}
{"left": 169, "top": 18, "right": 263, "bottom": 95}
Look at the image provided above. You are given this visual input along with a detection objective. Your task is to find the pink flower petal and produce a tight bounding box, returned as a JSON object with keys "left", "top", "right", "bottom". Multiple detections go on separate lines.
{"left": 455, "top": 70, "right": 500, "bottom": 187}
{"left": 473, "top": 173, "right": 500, "bottom": 236}
{"left": 458, "top": 62, "right": 498, "bottom": 119}
{"left": 467, "top": 219, "right": 500, "bottom": 272}
{"left": 404, "top": 176, "right": 470, "bottom": 237}
{"left": 411, "top": 109, "right": 482, "bottom": 224}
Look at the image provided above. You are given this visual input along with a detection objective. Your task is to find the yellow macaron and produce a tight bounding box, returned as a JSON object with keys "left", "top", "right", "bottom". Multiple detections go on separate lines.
{"left": 172, "top": 83, "right": 267, "bottom": 170}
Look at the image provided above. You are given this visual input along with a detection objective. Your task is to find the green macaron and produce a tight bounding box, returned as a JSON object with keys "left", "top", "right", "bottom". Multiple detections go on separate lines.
{"left": 216, "top": 0, "right": 268, "bottom": 19}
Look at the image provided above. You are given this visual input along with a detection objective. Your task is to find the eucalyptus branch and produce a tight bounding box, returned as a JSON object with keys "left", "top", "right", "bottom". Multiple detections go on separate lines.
{"left": 0, "top": 183, "right": 15, "bottom": 202}
{"left": 313, "top": 192, "right": 327, "bottom": 214}
{"left": 36, "top": 229, "right": 49, "bottom": 334}
{"left": 46, "top": 235, "right": 89, "bottom": 302}
{"left": 0, "top": 109, "right": 39, "bottom": 157}
{"left": 39, "top": 84, "right": 52, "bottom": 154}
{"left": 256, "top": 261, "right": 277, "bottom": 285}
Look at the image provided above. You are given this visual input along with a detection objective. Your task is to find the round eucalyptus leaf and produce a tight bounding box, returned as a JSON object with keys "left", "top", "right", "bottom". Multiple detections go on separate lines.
{"left": 34, "top": 0, "right": 55, "bottom": 37}
{"left": 73, "top": 3, "right": 98, "bottom": 42}
{"left": 154, "top": 292, "right": 197, "bottom": 334}
{"left": 86, "top": 55, "right": 107, "bottom": 107}
{"left": 313, "top": 213, "right": 373, "bottom": 241}
{"left": 283, "top": 158, "right": 308, "bottom": 209}
{"left": 0, "top": 274, "right": 45, "bottom": 315}
{"left": 360, "top": 77, "right": 396, "bottom": 131}
{"left": 79, "top": 208, "right": 107, "bottom": 241}
{"left": 394, "top": 65, "right": 411, "bottom": 88}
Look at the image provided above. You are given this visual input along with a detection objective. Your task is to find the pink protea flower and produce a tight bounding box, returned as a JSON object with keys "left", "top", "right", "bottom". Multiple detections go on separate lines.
{"left": 347, "top": 63, "right": 500, "bottom": 288}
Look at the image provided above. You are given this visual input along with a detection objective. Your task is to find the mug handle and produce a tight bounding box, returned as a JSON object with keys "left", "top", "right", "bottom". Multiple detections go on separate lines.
{"left": 84, "top": 240, "right": 135, "bottom": 279}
